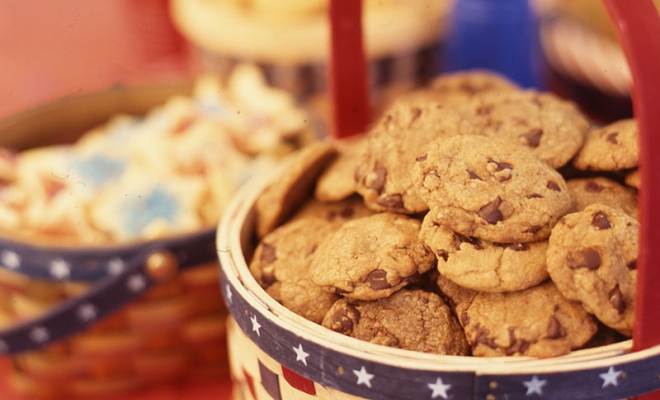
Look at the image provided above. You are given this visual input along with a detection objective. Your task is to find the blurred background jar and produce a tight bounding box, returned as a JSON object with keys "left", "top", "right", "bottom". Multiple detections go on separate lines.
{"left": 537, "top": 0, "right": 660, "bottom": 123}
{"left": 169, "top": 0, "right": 452, "bottom": 123}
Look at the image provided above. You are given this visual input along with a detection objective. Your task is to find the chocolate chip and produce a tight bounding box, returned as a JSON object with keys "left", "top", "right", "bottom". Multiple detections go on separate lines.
{"left": 505, "top": 328, "right": 530, "bottom": 355}
{"left": 591, "top": 211, "right": 612, "bottom": 230}
{"left": 547, "top": 181, "right": 561, "bottom": 191}
{"left": 524, "top": 225, "right": 542, "bottom": 234}
{"left": 526, "top": 193, "right": 543, "bottom": 199}
{"left": 416, "top": 154, "right": 428, "bottom": 162}
{"left": 261, "top": 243, "right": 277, "bottom": 264}
{"left": 628, "top": 259, "right": 637, "bottom": 270}
{"left": 468, "top": 169, "right": 483, "bottom": 180}
{"left": 487, "top": 158, "right": 513, "bottom": 172}
{"left": 585, "top": 181, "right": 604, "bottom": 193}
{"left": 436, "top": 250, "right": 449, "bottom": 262}
{"left": 608, "top": 285, "right": 625, "bottom": 314}
{"left": 409, "top": 107, "right": 422, "bottom": 126}
{"left": 453, "top": 233, "right": 484, "bottom": 250}
{"left": 339, "top": 206, "right": 355, "bottom": 219}
{"left": 403, "top": 272, "right": 421, "bottom": 285}
{"left": 478, "top": 197, "right": 504, "bottom": 224}
{"left": 261, "top": 268, "right": 277, "bottom": 288}
{"left": 505, "top": 243, "right": 529, "bottom": 251}
{"left": 474, "top": 324, "right": 498, "bottom": 349}
{"left": 305, "top": 243, "right": 319, "bottom": 257}
{"left": 330, "top": 304, "right": 361, "bottom": 334}
{"left": 567, "top": 248, "right": 601, "bottom": 270}
{"left": 460, "top": 310, "right": 470, "bottom": 326}
{"left": 546, "top": 316, "right": 566, "bottom": 339}
{"left": 326, "top": 211, "right": 338, "bottom": 221}
{"left": 366, "top": 269, "right": 392, "bottom": 290}
{"left": 606, "top": 131, "right": 619, "bottom": 144}
{"left": 376, "top": 194, "right": 404, "bottom": 209}
{"left": 522, "top": 129, "right": 543, "bottom": 148}
{"left": 369, "top": 166, "right": 387, "bottom": 193}
{"left": 477, "top": 105, "right": 493, "bottom": 115}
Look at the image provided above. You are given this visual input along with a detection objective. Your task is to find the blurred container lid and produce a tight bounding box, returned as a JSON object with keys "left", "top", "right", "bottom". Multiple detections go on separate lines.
{"left": 442, "top": 0, "right": 546, "bottom": 89}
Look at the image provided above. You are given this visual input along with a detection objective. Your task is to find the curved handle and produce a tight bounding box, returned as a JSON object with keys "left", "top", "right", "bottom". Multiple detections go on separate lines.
{"left": 0, "top": 229, "right": 216, "bottom": 353}
{"left": 600, "top": 0, "right": 660, "bottom": 353}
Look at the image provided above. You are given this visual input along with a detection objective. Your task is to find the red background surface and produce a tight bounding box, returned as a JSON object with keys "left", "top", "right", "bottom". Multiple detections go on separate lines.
{"left": 0, "top": 0, "right": 232, "bottom": 398}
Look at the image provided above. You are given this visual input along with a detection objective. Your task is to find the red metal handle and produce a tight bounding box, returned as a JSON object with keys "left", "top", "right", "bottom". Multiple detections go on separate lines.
{"left": 328, "top": 0, "right": 371, "bottom": 139}
{"left": 601, "top": 0, "right": 660, "bottom": 398}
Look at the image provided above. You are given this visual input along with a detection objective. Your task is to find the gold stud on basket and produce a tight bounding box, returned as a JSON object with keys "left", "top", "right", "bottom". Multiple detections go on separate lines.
{"left": 145, "top": 250, "right": 179, "bottom": 282}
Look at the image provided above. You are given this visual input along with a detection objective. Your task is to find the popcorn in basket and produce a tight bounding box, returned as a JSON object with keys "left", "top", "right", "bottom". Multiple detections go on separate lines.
{"left": 0, "top": 64, "right": 316, "bottom": 399}
{"left": 216, "top": 1, "right": 660, "bottom": 399}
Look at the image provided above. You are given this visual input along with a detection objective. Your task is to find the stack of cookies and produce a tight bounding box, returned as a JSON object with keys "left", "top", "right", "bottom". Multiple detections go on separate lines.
{"left": 249, "top": 70, "right": 640, "bottom": 358}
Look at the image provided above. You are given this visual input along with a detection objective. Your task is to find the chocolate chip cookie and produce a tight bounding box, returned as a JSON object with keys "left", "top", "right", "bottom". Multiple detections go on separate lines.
{"left": 354, "top": 94, "right": 476, "bottom": 214}
{"left": 250, "top": 217, "right": 340, "bottom": 323}
{"left": 456, "top": 281, "right": 598, "bottom": 357}
{"left": 420, "top": 213, "right": 549, "bottom": 292}
{"left": 322, "top": 289, "right": 470, "bottom": 355}
{"left": 566, "top": 176, "right": 638, "bottom": 219}
{"left": 255, "top": 141, "right": 338, "bottom": 238}
{"left": 434, "top": 272, "right": 479, "bottom": 312}
{"left": 453, "top": 90, "right": 590, "bottom": 169}
{"left": 429, "top": 69, "right": 521, "bottom": 97}
{"left": 289, "top": 194, "right": 376, "bottom": 226}
{"left": 414, "top": 134, "right": 573, "bottom": 243}
{"left": 572, "top": 118, "right": 639, "bottom": 172}
{"left": 309, "top": 212, "right": 436, "bottom": 300}
{"left": 546, "top": 204, "right": 638, "bottom": 335}
{"left": 314, "top": 135, "right": 368, "bottom": 202}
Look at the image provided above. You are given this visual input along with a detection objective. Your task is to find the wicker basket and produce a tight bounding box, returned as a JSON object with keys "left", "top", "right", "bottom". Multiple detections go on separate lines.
{"left": 217, "top": 162, "right": 660, "bottom": 400}
{"left": 0, "top": 85, "right": 229, "bottom": 399}
{"left": 216, "top": 1, "right": 660, "bottom": 397}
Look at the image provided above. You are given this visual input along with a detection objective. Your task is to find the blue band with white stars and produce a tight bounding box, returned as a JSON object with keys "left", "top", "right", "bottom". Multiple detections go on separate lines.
{"left": 220, "top": 261, "right": 660, "bottom": 400}
{"left": 0, "top": 228, "right": 216, "bottom": 281}
{"left": 0, "top": 228, "right": 217, "bottom": 354}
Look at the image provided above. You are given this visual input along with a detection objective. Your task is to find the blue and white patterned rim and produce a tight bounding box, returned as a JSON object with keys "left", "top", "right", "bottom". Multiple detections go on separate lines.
{"left": 220, "top": 261, "right": 660, "bottom": 400}
{"left": 0, "top": 228, "right": 217, "bottom": 354}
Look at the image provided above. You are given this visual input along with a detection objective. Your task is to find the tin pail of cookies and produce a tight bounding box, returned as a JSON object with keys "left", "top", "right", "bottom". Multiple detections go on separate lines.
{"left": 217, "top": 0, "right": 660, "bottom": 399}
{"left": 0, "top": 65, "right": 316, "bottom": 399}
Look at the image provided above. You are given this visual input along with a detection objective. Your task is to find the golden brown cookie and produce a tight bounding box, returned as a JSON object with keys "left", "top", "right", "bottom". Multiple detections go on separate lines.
{"left": 625, "top": 168, "right": 641, "bottom": 189}
{"left": 414, "top": 135, "right": 573, "bottom": 243}
{"left": 354, "top": 94, "right": 475, "bottom": 214}
{"left": 420, "top": 213, "right": 549, "bottom": 292}
{"left": 454, "top": 90, "right": 590, "bottom": 168}
{"left": 546, "top": 204, "right": 637, "bottom": 335}
{"left": 572, "top": 118, "right": 639, "bottom": 172}
{"left": 456, "top": 281, "right": 598, "bottom": 357}
{"left": 289, "top": 195, "right": 375, "bottom": 226}
{"left": 249, "top": 217, "right": 340, "bottom": 323}
{"left": 566, "top": 176, "right": 638, "bottom": 219}
{"left": 309, "top": 212, "right": 436, "bottom": 300}
{"left": 434, "top": 272, "right": 479, "bottom": 312}
{"left": 429, "top": 69, "right": 521, "bottom": 97}
{"left": 255, "top": 141, "right": 338, "bottom": 238}
{"left": 314, "top": 135, "right": 368, "bottom": 202}
{"left": 322, "top": 289, "right": 470, "bottom": 355}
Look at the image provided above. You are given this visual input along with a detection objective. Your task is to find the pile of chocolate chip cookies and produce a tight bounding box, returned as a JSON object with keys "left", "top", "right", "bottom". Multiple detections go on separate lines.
{"left": 249, "top": 70, "right": 640, "bottom": 358}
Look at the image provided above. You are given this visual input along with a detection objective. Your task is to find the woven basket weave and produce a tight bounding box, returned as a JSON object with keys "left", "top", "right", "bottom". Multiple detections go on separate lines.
{"left": 0, "top": 84, "right": 229, "bottom": 399}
